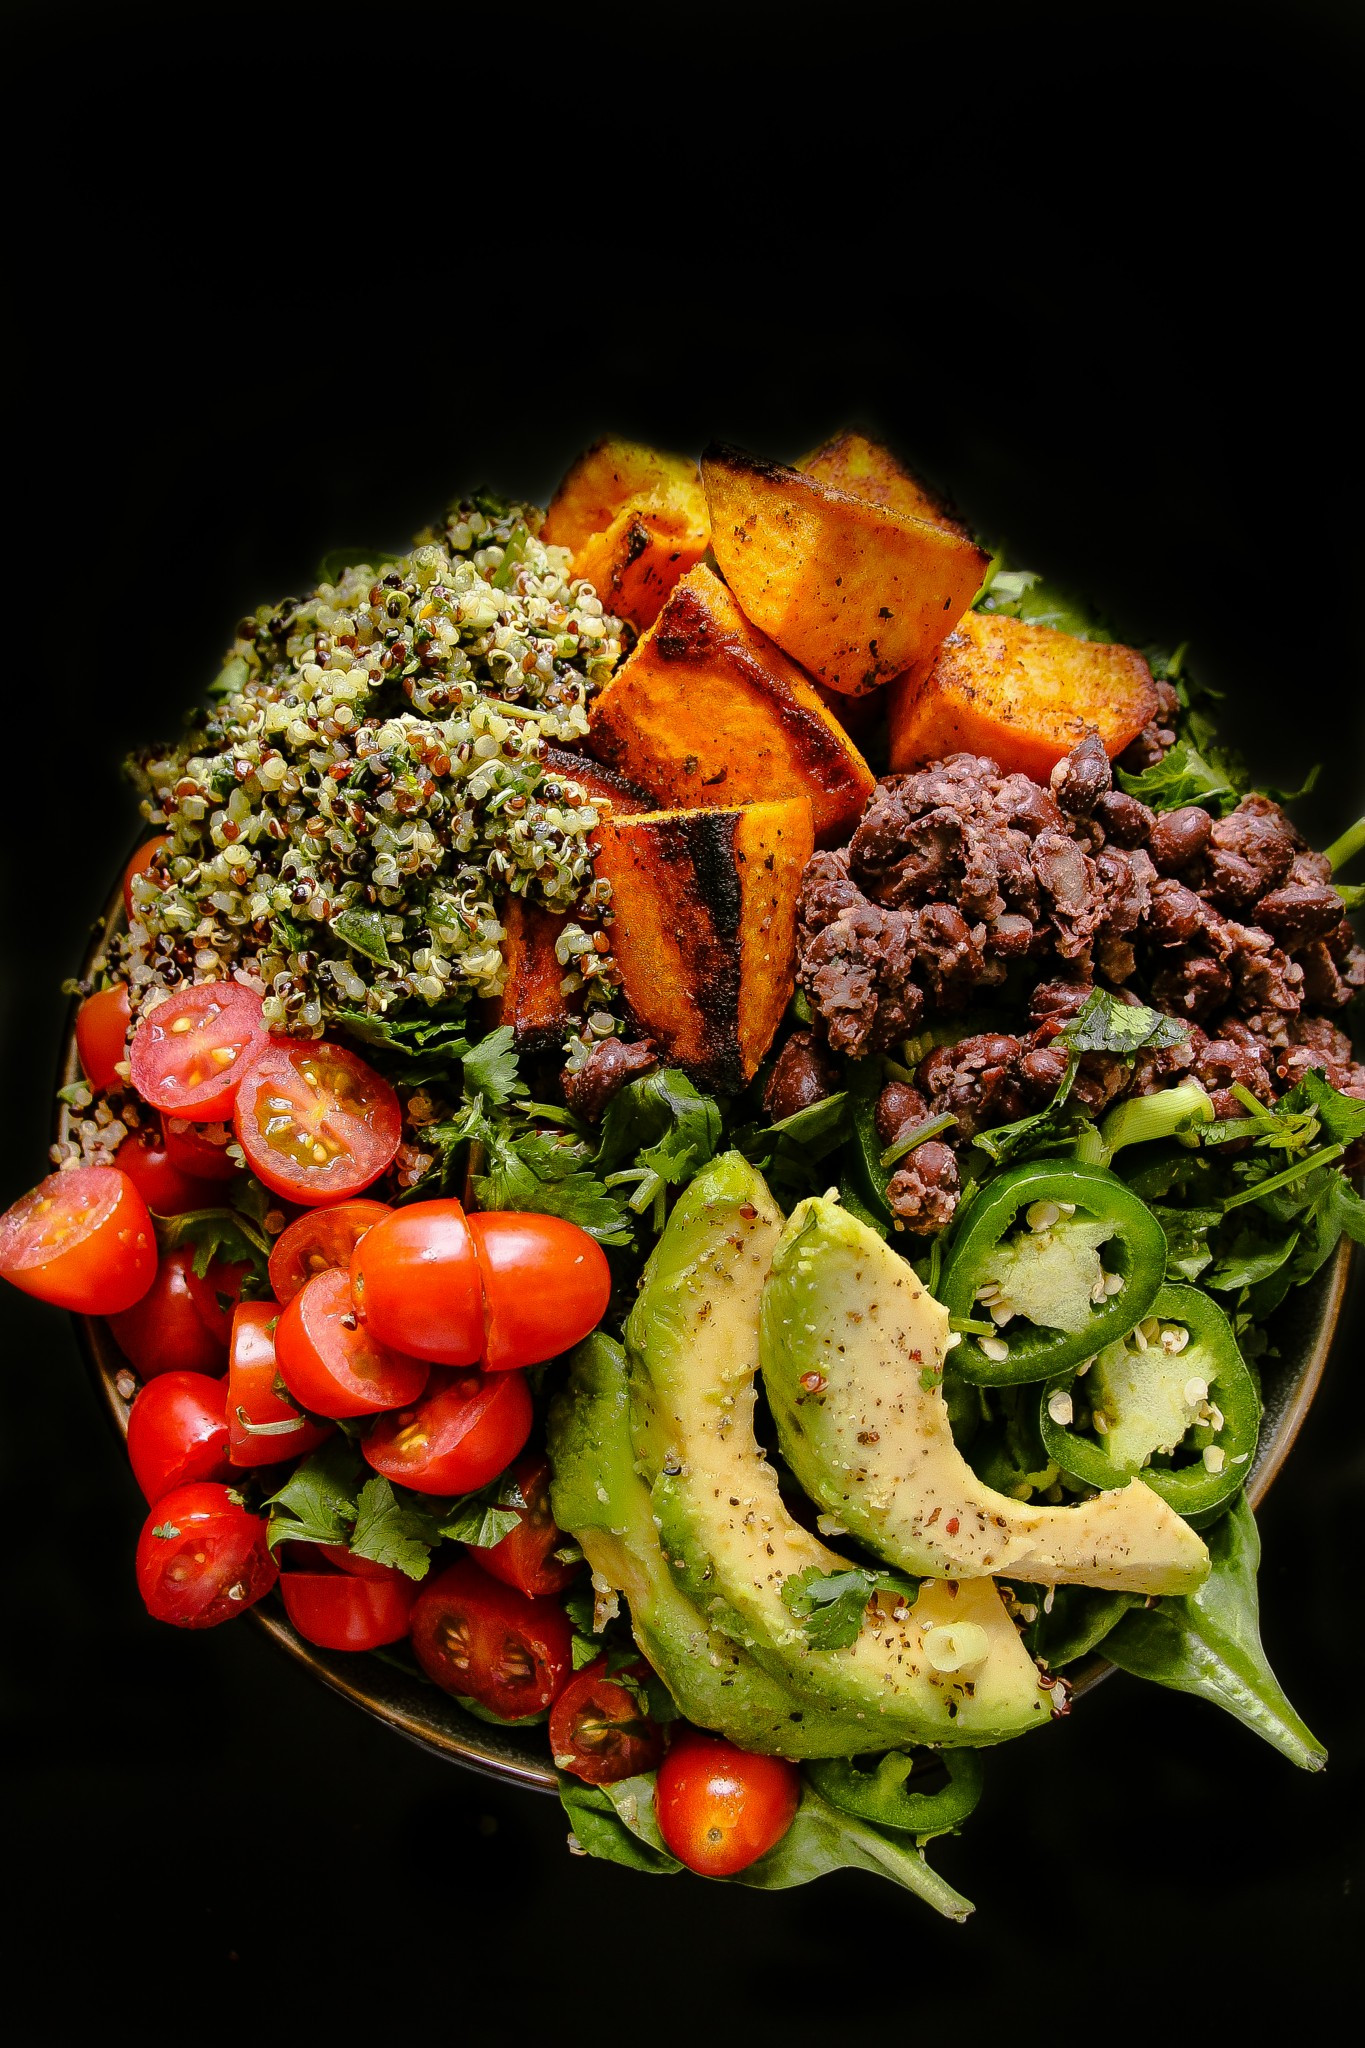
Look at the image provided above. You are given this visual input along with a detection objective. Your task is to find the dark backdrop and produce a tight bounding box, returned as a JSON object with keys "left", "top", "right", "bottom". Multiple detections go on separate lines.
{"left": 4, "top": 3, "right": 1362, "bottom": 2032}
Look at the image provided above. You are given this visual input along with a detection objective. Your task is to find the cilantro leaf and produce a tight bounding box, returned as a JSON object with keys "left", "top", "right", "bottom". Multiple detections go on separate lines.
{"left": 595, "top": 1069, "right": 721, "bottom": 1179}
{"left": 1059, "top": 989, "right": 1189, "bottom": 1059}
{"left": 461, "top": 1026, "right": 525, "bottom": 1107}
{"left": 473, "top": 1126, "right": 634, "bottom": 1245}
{"left": 1278, "top": 1068, "right": 1365, "bottom": 1148}
{"left": 155, "top": 1206, "right": 271, "bottom": 1286}
{"left": 1116, "top": 741, "right": 1239, "bottom": 815}
{"left": 349, "top": 1478, "right": 442, "bottom": 1580}
{"left": 780, "top": 1566, "right": 880, "bottom": 1651}
{"left": 974, "top": 560, "right": 1110, "bottom": 640}
{"left": 265, "top": 1438, "right": 365, "bottom": 1551}
{"left": 436, "top": 1474, "right": 526, "bottom": 1549}
{"left": 331, "top": 906, "right": 391, "bottom": 966}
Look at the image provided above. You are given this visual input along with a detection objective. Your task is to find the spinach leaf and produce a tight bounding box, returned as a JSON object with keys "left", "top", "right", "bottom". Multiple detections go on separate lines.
{"left": 558, "top": 1774, "right": 683, "bottom": 1876}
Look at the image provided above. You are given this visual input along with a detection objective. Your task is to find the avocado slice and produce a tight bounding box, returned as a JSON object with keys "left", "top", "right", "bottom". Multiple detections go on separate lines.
{"left": 760, "top": 1196, "right": 1210, "bottom": 1597}
{"left": 626, "top": 1152, "right": 1052, "bottom": 1748}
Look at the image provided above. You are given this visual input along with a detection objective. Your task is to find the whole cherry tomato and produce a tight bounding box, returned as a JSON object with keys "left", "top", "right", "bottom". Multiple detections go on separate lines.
{"left": 136, "top": 1481, "right": 278, "bottom": 1628}
{"left": 549, "top": 1659, "right": 665, "bottom": 1784}
{"left": 0, "top": 1166, "right": 156, "bottom": 1314}
{"left": 126, "top": 1370, "right": 232, "bottom": 1500}
{"left": 114, "top": 1126, "right": 224, "bottom": 1216}
{"left": 75, "top": 984, "right": 132, "bottom": 1094}
{"left": 122, "top": 835, "right": 171, "bottom": 918}
{"left": 468, "top": 1212, "right": 611, "bottom": 1370}
{"left": 472, "top": 1452, "right": 582, "bottom": 1598}
{"left": 107, "top": 1245, "right": 228, "bottom": 1378}
{"left": 409, "top": 1558, "right": 573, "bottom": 1719}
{"left": 362, "top": 1365, "right": 531, "bottom": 1495}
{"left": 654, "top": 1730, "right": 801, "bottom": 1876}
{"left": 275, "top": 1267, "right": 429, "bottom": 1418}
{"left": 184, "top": 1251, "right": 253, "bottom": 1346}
{"left": 162, "top": 1117, "right": 241, "bottom": 1183}
{"left": 233, "top": 1039, "right": 401, "bottom": 1204}
{"left": 129, "top": 983, "right": 269, "bottom": 1123}
{"left": 280, "top": 1570, "right": 418, "bottom": 1651}
{"left": 348, "top": 1199, "right": 483, "bottom": 1365}
{"left": 227, "top": 1299, "right": 332, "bottom": 1468}
{"left": 268, "top": 1199, "right": 390, "bottom": 1304}
{"left": 314, "top": 1543, "right": 409, "bottom": 1583}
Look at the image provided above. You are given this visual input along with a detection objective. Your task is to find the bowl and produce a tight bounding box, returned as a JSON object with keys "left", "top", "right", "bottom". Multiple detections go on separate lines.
{"left": 61, "top": 873, "right": 1352, "bottom": 1793}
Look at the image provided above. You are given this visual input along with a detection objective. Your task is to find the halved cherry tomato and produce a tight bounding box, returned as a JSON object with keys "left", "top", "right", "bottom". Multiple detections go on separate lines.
{"left": 268, "top": 1198, "right": 390, "bottom": 1304}
{"left": 126, "top": 1370, "right": 232, "bottom": 1500}
{"left": 136, "top": 1481, "right": 278, "bottom": 1629}
{"left": 550, "top": 1658, "right": 665, "bottom": 1784}
{"left": 233, "top": 1038, "right": 401, "bottom": 1204}
{"left": 275, "top": 1267, "right": 429, "bottom": 1418}
{"left": 654, "top": 1730, "right": 801, "bottom": 1876}
{"left": 227, "top": 1298, "right": 332, "bottom": 1468}
{"left": 0, "top": 1166, "right": 156, "bottom": 1314}
{"left": 129, "top": 983, "right": 269, "bottom": 1122}
{"left": 280, "top": 1570, "right": 418, "bottom": 1651}
{"left": 184, "top": 1252, "right": 253, "bottom": 1345}
{"left": 472, "top": 1452, "right": 582, "bottom": 1599}
{"left": 162, "top": 1117, "right": 241, "bottom": 1183}
{"left": 467, "top": 1212, "right": 611, "bottom": 1370}
{"left": 363, "top": 1365, "right": 531, "bottom": 1495}
{"left": 75, "top": 984, "right": 132, "bottom": 1094}
{"left": 122, "top": 835, "right": 172, "bottom": 918}
{"left": 348, "top": 1199, "right": 483, "bottom": 1365}
{"left": 107, "top": 1245, "right": 228, "bottom": 1378}
{"left": 410, "top": 1558, "right": 573, "bottom": 1718}
{"left": 114, "top": 1127, "right": 224, "bottom": 1216}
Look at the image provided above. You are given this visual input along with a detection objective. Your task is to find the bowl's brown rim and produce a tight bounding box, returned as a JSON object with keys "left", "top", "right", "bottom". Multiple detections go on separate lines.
{"left": 61, "top": 871, "right": 1351, "bottom": 1793}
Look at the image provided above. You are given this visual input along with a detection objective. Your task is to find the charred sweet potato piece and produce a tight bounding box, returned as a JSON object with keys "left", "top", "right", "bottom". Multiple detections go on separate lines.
{"left": 799, "top": 430, "right": 970, "bottom": 539}
{"left": 592, "top": 798, "right": 814, "bottom": 1091}
{"left": 571, "top": 491, "right": 709, "bottom": 631}
{"left": 887, "top": 608, "right": 1160, "bottom": 781}
{"left": 542, "top": 439, "right": 695, "bottom": 552}
{"left": 587, "top": 563, "right": 873, "bottom": 847}
{"left": 702, "top": 440, "right": 988, "bottom": 697}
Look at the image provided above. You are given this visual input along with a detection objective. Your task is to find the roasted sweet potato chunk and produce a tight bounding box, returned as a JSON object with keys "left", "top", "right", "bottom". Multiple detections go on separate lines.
{"left": 542, "top": 439, "right": 696, "bottom": 553}
{"left": 592, "top": 798, "right": 814, "bottom": 1091}
{"left": 887, "top": 608, "right": 1160, "bottom": 781}
{"left": 702, "top": 440, "right": 988, "bottom": 697}
{"left": 571, "top": 491, "right": 709, "bottom": 631}
{"left": 587, "top": 563, "right": 873, "bottom": 847}
{"left": 799, "top": 430, "right": 970, "bottom": 539}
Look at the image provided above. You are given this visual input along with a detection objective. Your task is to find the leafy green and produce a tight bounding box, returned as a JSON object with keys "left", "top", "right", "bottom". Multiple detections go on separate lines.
{"left": 331, "top": 907, "right": 391, "bottom": 966}
{"left": 473, "top": 1125, "right": 634, "bottom": 1246}
{"left": 462, "top": 1025, "right": 526, "bottom": 1107}
{"left": 154, "top": 1205, "right": 271, "bottom": 1287}
{"left": 596, "top": 1069, "right": 722, "bottom": 1179}
{"left": 1151, "top": 1202, "right": 1220, "bottom": 1282}
{"left": 265, "top": 1438, "right": 365, "bottom": 1550}
{"left": 264, "top": 1442, "right": 525, "bottom": 1580}
{"left": 1115, "top": 741, "right": 1239, "bottom": 815}
{"left": 349, "top": 1478, "right": 443, "bottom": 1577}
{"left": 558, "top": 1774, "right": 683, "bottom": 1875}
{"left": 1058, "top": 988, "right": 1189, "bottom": 1059}
{"left": 974, "top": 561, "right": 1109, "bottom": 642}
{"left": 780, "top": 1566, "right": 881, "bottom": 1650}
{"left": 436, "top": 1474, "right": 524, "bottom": 1549}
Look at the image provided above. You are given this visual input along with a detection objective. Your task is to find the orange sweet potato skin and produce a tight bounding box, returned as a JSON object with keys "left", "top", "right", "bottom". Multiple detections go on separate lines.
{"left": 592, "top": 798, "right": 814, "bottom": 1090}
{"left": 587, "top": 563, "right": 873, "bottom": 847}
{"left": 571, "top": 495, "right": 709, "bottom": 631}
{"left": 799, "top": 430, "right": 970, "bottom": 539}
{"left": 542, "top": 439, "right": 700, "bottom": 554}
{"left": 887, "top": 608, "right": 1160, "bottom": 781}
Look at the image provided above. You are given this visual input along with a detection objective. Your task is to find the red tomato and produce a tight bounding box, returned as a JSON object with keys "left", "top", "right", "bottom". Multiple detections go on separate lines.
{"left": 268, "top": 1199, "right": 390, "bottom": 1304}
{"left": 233, "top": 1038, "right": 401, "bottom": 1204}
{"left": 654, "top": 1731, "right": 801, "bottom": 1876}
{"left": 0, "top": 1166, "right": 156, "bottom": 1314}
{"left": 122, "top": 835, "right": 172, "bottom": 918}
{"left": 107, "top": 1245, "right": 228, "bottom": 1378}
{"left": 550, "top": 1659, "right": 665, "bottom": 1784}
{"left": 114, "top": 1127, "right": 223, "bottom": 1216}
{"left": 280, "top": 1570, "right": 418, "bottom": 1651}
{"left": 227, "top": 1299, "right": 333, "bottom": 1468}
{"left": 275, "top": 1266, "right": 429, "bottom": 1418}
{"left": 363, "top": 1365, "right": 531, "bottom": 1495}
{"left": 75, "top": 984, "right": 132, "bottom": 1094}
{"left": 410, "top": 1558, "right": 573, "bottom": 1719}
{"left": 348, "top": 1199, "right": 483, "bottom": 1365}
{"left": 468, "top": 1212, "right": 611, "bottom": 1370}
{"left": 472, "top": 1452, "right": 582, "bottom": 1599}
{"left": 315, "top": 1542, "right": 408, "bottom": 1584}
{"left": 135, "top": 1481, "right": 278, "bottom": 1629}
{"left": 162, "top": 1117, "right": 241, "bottom": 1183}
{"left": 129, "top": 983, "right": 269, "bottom": 1122}
{"left": 126, "top": 1370, "right": 232, "bottom": 1500}
{"left": 184, "top": 1252, "right": 253, "bottom": 1345}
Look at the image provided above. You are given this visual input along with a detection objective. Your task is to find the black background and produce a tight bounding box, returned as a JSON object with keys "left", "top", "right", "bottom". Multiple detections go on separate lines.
{"left": 4, "top": 2, "right": 1362, "bottom": 2032}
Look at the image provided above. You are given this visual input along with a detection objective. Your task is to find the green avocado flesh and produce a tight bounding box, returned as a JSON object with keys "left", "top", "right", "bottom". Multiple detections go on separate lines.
{"left": 619, "top": 1153, "right": 1052, "bottom": 1748}
{"left": 761, "top": 1196, "right": 1209, "bottom": 1598}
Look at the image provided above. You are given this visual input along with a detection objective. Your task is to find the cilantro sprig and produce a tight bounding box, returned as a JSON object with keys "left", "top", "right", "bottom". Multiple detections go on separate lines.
{"left": 265, "top": 1442, "right": 528, "bottom": 1580}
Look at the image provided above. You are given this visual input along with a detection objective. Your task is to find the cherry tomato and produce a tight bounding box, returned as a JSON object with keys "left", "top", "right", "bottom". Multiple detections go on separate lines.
{"left": 126, "top": 1370, "right": 232, "bottom": 1500}
{"left": 268, "top": 1199, "right": 390, "bottom": 1304}
{"left": 362, "top": 1365, "right": 531, "bottom": 1495}
{"left": 114, "top": 1126, "right": 224, "bottom": 1216}
{"left": 75, "top": 984, "right": 132, "bottom": 1094}
{"left": 410, "top": 1558, "right": 573, "bottom": 1719}
{"left": 107, "top": 1245, "right": 228, "bottom": 1378}
{"left": 184, "top": 1252, "right": 253, "bottom": 1345}
{"left": 348, "top": 1199, "right": 483, "bottom": 1365}
{"left": 129, "top": 983, "right": 269, "bottom": 1122}
{"left": 314, "top": 1542, "right": 409, "bottom": 1583}
{"left": 550, "top": 1659, "right": 665, "bottom": 1784}
{"left": 233, "top": 1038, "right": 401, "bottom": 1204}
{"left": 162, "top": 1116, "right": 242, "bottom": 1183}
{"left": 0, "top": 1166, "right": 156, "bottom": 1314}
{"left": 122, "top": 835, "right": 172, "bottom": 918}
{"left": 280, "top": 1570, "right": 418, "bottom": 1651}
{"left": 654, "top": 1731, "right": 801, "bottom": 1876}
{"left": 468, "top": 1212, "right": 611, "bottom": 1370}
{"left": 472, "top": 1452, "right": 582, "bottom": 1599}
{"left": 275, "top": 1266, "right": 429, "bottom": 1418}
{"left": 135, "top": 1481, "right": 278, "bottom": 1629}
{"left": 227, "top": 1299, "right": 333, "bottom": 1468}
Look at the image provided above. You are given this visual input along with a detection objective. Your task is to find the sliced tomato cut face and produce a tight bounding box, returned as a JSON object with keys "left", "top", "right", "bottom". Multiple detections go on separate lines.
{"left": 126, "top": 1370, "right": 232, "bottom": 1501}
{"left": 280, "top": 1571, "right": 417, "bottom": 1651}
{"left": 268, "top": 1199, "right": 391, "bottom": 1304}
{"left": 162, "top": 1117, "right": 241, "bottom": 1183}
{"left": 75, "top": 984, "right": 132, "bottom": 1094}
{"left": 275, "top": 1267, "right": 430, "bottom": 1418}
{"left": 135, "top": 1481, "right": 278, "bottom": 1629}
{"left": 233, "top": 1039, "right": 401, "bottom": 1204}
{"left": 107, "top": 1245, "right": 228, "bottom": 1379}
{"left": 227, "top": 1299, "right": 333, "bottom": 1468}
{"left": 0, "top": 1166, "right": 156, "bottom": 1314}
{"left": 362, "top": 1366, "right": 532, "bottom": 1496}
{"left": 549, "top": 1659, "right": 664, "bottom": 1784}
{"left": 348, "top": 1200, "right": 483, "bottom": 1365}
{"left": 409, "top": 1559, "right": 573, "bottom": 1718}
{"left": 129, "top": 984, "right": 269, "bottom": 1122}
